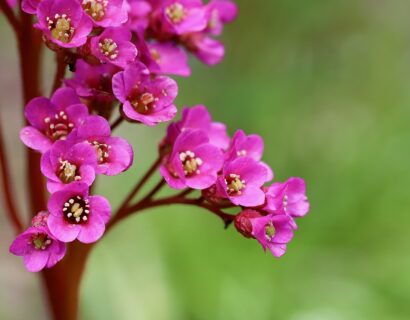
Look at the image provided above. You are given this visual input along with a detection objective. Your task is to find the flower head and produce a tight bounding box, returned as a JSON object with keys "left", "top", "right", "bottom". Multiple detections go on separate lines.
{"left": 125, "top": 0, "right": 152, "bottom": 32}
{"left": 165, "top": 105, "right": 230, "bottom": 150}
{"left": 216, "top": 156, "right": 269, "bottom": 207}
{"left": 251, "top": 214, "right": 294, "bottom": 258}
{"left": 20, "top": 88, "right": 90, "bottom": 153}
{"left": 81, "top": 0, "right": 128, "bottom": 27}
{"left": 264, "top": 177, "right": 310, "bottom": 228}
{"left": 160, "top": 129, "right": 223, "bottom": 189}
{"left": 10, "top": 212, "right": 66, "bottom": 272}
{"left": 41, "top": 139, "right": 98, "bottom": 193}
{"left": 36, "top": 0, "right": 93, "bottom": 48}
{"left": 205, "top": 0, "right": 238, "bottom": 36}
{"left": 47, "top": 182, "right": 111, "bottom": 243}
{"left": 72, "top": 116, "right": 134, "bottom": 175}
{"left": 90, "top": 27, "right": 137, "bottom": 68}
{"left": 112, "top": 62, "right": 178, "bottom": 126}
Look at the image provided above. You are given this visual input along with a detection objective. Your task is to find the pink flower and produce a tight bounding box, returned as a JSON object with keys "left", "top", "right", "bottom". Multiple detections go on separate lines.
{"left": 90, "top": 27, "right": 138, "bottom": 68}
{"left": 250, "top": 213, "right": 294, "bottom": 258}
{"left": 112, "top": 62, "right": 178, "bottom": 126}
{"left": 41, "top": 139, "right": 98, "bottom": 193}
{"left": 125, "top": 0, "right": 152, "bottom": 32}
{"left": 264, "top": 177, "right": 310, "bottom": 228}
{"left": 36, "top": 0, "right": 93, "bottom": 48}
{"left": 153, "top": 0, "right": 208, "bottom": 36}
{"left": 226, "top": 129, "right": 274, "bottom": 181}
{"left": 165, "top": 105, "right": 230, "bottom": 150}
{"left": 47, "top": 182, "right": 111, "bottom": 243}
{"left": 205, "top": 0, "right": 238, "bottom": 36}
{"left": 185, "top": 34, "right": 225, "bottom": 65}
{"left": 20, "top": 88, "right": 90, "bottom": 153}
{"left": 234, "top": 209, "right": 262, "bottom": 239}
{"left": 81, "top": 0, "right": 128, "bottom": 27}
{"left": 65, "top": 59, "right": 119, "bottom": 99}
{"left": 216, "top": 157, "right": 269, "bottom": 207}
{"left": 160, "top": 129, "right": 223, "bottom": 189}
{"left": 72, "top": 116, "right": 134, "bottom": 176}
{"left": 9, "top": 212, "right": 66, "bottom": 272}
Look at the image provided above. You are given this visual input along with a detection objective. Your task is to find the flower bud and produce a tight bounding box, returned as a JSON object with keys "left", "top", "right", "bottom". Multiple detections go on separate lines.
{"left": 234, "top": 209, "right": 262, "bottom": 238}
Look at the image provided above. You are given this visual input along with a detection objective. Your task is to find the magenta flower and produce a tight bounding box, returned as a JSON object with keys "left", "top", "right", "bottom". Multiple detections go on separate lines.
{"left": 112, "top": 62, "right": 178, "bottom": 126}
{"left": 160, "top": 129, "right": 223, "bottom": 189}
{"left": 65, "top": 59, "right": 119, "bottom": 99}
{"left": 250, "top": 213, "right": 294, "bottom": 258}
{"left": 21, "top": 0, "right": 41, "bottom": 14}
{"left": 205, "top": 0, "right": 238, "bottom": 36}
{"left": 126, "top": 0, "right": 152, "bottom": 32}
{"left": 9, "top": 212, "right": 66, "bottom": 272}
{"left": 188, "top": 34, "right": 225, "bottom": 66}
{"left": 47, "top": 182, "right": 111, "bottom": 243}
{"left": 36, "top": 0, "right": 93, "bottom": 48}
{"left": 81, "top": 0, "right": 128, "bottom": 27}
{"left": 20, "top": 88, "right": 90, "bottom": 153}
{"left": 216, "top": 157, "right": 269, "bottom": 207}
{"left": 90, "top": 27, "right": 138, "bottom": 68}
{"left": 73, "top": 116, "right": 134, "bottom": 175}
{"left": 136, "top": 37, "right": 191, "bottom": 77}
{"left": 226, "top": 129, "right": 273, "bottom": 181}
{"left": 264, "top": 178, "right": 310, "bottom": 228}
{"left": 166, "top": 105, "right": 230, "bottom": 150}
{"left": 155, "top": 0, "right": 208, "bottom": 36}
{"left": 41, "top": 139, "right": 98, "bottom": 193}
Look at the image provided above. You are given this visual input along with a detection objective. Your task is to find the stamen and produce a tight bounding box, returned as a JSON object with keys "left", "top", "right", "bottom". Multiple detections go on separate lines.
{"left": 165, "top": 3, "right": 186, "bottom": 24}
{"left": 225, "top": 174, "right": 246, "bottom": 195}
{"left": 179, "top": 151, "right": 203, "bottom": 176}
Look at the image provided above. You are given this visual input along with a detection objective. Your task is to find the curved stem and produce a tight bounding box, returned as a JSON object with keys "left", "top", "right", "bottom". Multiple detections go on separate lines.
{"left": 110, "top": 116, "right": 124, "bottom": 131}
{"left": 0, "top": 120, "right": 23, "bottom": 233}
{"left": 0, "top": 0, "right": 20, "bottom": 35}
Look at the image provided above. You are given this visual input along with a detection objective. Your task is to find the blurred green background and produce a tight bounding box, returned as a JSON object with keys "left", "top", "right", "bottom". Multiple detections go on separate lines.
{"left": 2, "top": 1, "right": 410, "bottom": 319}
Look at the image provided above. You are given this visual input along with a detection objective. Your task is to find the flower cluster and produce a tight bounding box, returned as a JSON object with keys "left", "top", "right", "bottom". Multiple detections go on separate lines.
{"left": 160, "top": 106, "right": 310, "bottom": 257}
{"left": 10, "top": 0, "right": 309, "bottom": 272}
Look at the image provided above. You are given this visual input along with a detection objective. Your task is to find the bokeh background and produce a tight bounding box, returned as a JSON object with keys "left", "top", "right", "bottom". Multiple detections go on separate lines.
{"left": 2, "top": 0, "right": 410, "bottom": 319}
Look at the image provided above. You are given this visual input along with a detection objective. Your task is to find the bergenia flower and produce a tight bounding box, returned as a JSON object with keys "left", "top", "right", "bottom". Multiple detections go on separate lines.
{"left": 226, "top": 129, "right": 273, "bottom": 180}
{"left": 216, "top": 156, "right": 269, "bottom": 207}
{"left": 160, "top": 129, "right": 223, "bottom": 189}
{"left": 20, "top": 88, "right": 90, "bottom": 153}
{"left": 47, "top": 182, "right": 111, "bottom": 243}
{"left": 36, "top": 0, "right": 93, "bottom": 48}
{"left": 9, "top": 212, "right": 66, "bottom": 272}
{"left": 165, "top": 105, "right": 230, "bottom": 150}
{"left": 90, "top": 27, "right": 138, "bottom": 68}
{"left": 205, "top": 0, "right": 238, "bottom": 36}
{"left": 264, "top": 178, "right": 310, "bottom": 228}
{"left": 136, "top": 37, "right": 191, "bottom": 77}
{"left": 81, "top": 0, "right": 128, "bottom": 27}
{"left": 112, "top": 62, "right": 178, "bottom": 126}
{"left": 21, "top": 0, "right": 41, "bottom": 14}
{"left": 41, "top": 139, "right": 98, "bottom": 193}
{"left": 234, "top": 209, "right": 262, "bottom": 239}
{"left": 126, "top": 0, "right": 152, "bottom": 32}
{"left": 155, "top": 0, "right": 208, "bottom": 36}
{"left": 185, "top": 34, "right": 225, "bottom": 66}
{"left": 65, "top": 59, "right": 118, "bottom": 98}
{"left": 251, "top": 214, "right": 294, "bottom": 258}
{"left": 73, "top": 116, "right": 134, "bottom": 175}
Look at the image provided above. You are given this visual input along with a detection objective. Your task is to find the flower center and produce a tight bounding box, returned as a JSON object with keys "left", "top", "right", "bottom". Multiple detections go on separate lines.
{"left": 165, "top": 3, "right": 186, "bottom": 24}
{"left": 47, "top": 14, "right": 75, "bottom": 43}
{"left": 82, "top": 0, "right": 107, "bottom": 21}
{"left": 44, "top": 111, "right": 74, "bottom": 141}
{"left": 99, "top": 38, "right": 119, "bottom": 60}
{"left": 63, "top": 196, "right": 90, "bottom": 224}
{"left": 91, "top": 141, "right": 111, "bottom": 163}
{"left": 225, "top": 174, "right": 246, "bottom": 195}
{"left": 150, "top": 49, "right": 161, "bottom": 63}
{"left": 236, "top": 149, "right": 247, "bottom": 157}
{"left": 264, "top": 222, "right": 276, "bottom": 242}
{"left": 31, "top": 233, "right": 52, "bottom": 250}
{"left": 179, "top": 151, "right": 203, "bottom": 176}
{"left": 130, "top": 91, "right": 156, "bottom": 114}
{"left": 58, "top": 160, "right": 81, "bottom": 184}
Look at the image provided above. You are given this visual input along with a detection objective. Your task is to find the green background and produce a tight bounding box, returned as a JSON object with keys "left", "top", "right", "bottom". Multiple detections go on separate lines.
{"left": 1, "top": 1, "right": 410, "bottom": 319}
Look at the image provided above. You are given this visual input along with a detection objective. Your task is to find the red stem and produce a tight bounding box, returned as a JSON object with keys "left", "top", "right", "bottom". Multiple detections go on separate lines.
{"left": 51, "top": 51, "right": 67, "bottom": 94}
{"left": 110, "top": 115, "right": 124, "bottom": 131}
{"left": 0, "top": 120, "right": 24, "bottom": 233}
